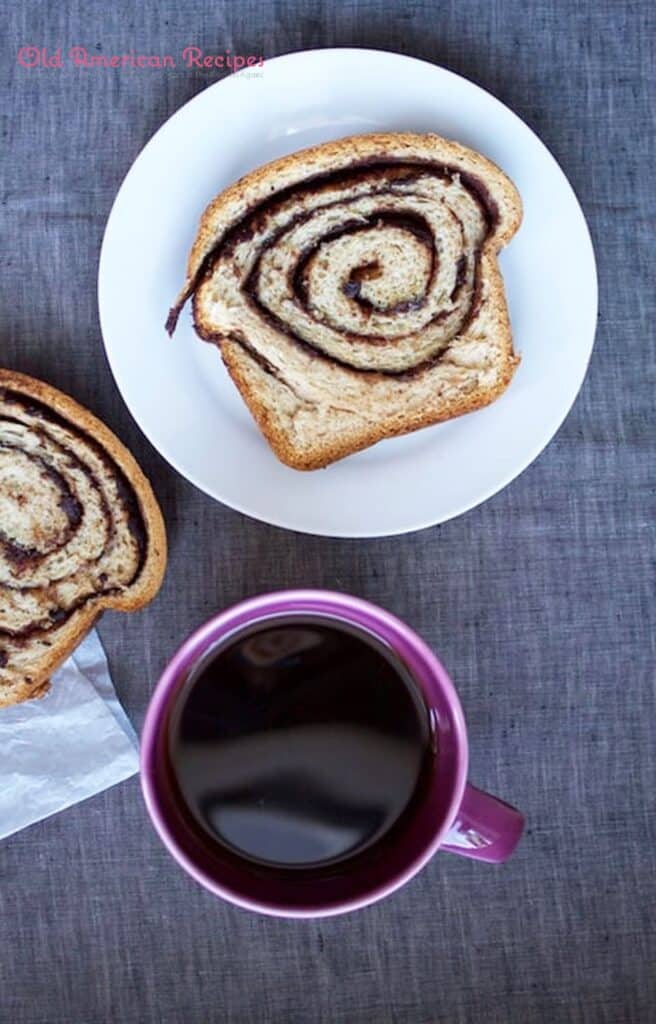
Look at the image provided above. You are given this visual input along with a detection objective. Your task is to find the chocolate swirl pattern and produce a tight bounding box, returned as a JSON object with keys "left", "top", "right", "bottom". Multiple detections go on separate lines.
{"left": 167, "top": 133, "right": 522, "bottom": 469}
{"left": 0, "top": 372, "right": 167, "bottom": 707}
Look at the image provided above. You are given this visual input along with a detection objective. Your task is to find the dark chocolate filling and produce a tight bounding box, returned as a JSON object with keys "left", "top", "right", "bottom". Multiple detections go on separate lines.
{"left": 0, "top": 389, "right": 148, "bottom": 642}
{"left": 289, "top": 210, "right": 438, "bottom": 323}
{"left": 195, "top": 264, "right": 483, "bottom": 384}
{"left": 0, "top": 439, "right": 84, "bottom": 568}
{"left": 166, "top": 158, "right": 497, "bottom": 338}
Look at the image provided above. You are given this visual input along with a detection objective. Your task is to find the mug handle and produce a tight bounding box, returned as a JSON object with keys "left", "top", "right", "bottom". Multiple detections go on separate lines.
{"left": 441, "top": 784, "right": 525, "bottom": 863}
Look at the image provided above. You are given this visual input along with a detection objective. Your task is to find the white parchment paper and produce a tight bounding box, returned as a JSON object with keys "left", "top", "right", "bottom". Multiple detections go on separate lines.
{"left": 0, "top": 630, "right": 139, "bottom": 840}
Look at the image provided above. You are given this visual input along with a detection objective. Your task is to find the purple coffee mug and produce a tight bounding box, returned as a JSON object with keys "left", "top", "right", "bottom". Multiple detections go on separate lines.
{"left": 141, "top": 590, "right": 524, "bottom": 917}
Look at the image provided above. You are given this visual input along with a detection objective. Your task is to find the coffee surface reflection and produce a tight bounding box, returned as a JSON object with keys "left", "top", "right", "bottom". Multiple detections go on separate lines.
{"left": 167, "top": 616, "right": 433, "bottom": 871}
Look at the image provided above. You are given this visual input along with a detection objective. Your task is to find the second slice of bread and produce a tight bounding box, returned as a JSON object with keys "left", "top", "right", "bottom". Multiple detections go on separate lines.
{"left": 0, "top": 370, "right": 167, "bottom": 707}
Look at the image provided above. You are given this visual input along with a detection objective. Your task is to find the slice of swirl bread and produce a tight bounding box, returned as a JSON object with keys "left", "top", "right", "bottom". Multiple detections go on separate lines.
{"left": 0, "top": 370, "right": 167, "bottom": 708}
{"left": 167, "top": 132, "right": 522, "bottom": 470}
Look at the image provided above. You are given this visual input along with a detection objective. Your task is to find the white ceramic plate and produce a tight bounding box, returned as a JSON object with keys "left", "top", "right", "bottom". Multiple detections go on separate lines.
{"left": 98, "top": 48, "right": 597, "bottom": 537}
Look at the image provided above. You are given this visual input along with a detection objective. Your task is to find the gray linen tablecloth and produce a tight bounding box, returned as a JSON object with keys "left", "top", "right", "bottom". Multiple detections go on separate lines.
{"left": 2, "top": 2, "right": 654, "bottom": 1021}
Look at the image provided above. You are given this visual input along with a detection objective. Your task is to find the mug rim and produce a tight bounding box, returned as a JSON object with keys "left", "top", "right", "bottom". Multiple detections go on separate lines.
{"left": 140, "top": 589, "right": 469, "bottom": 917}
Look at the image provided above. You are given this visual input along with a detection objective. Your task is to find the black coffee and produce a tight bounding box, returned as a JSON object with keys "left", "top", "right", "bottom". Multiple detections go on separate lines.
{"left": 167, "top": 615, "right": 433, "bottom": 871}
